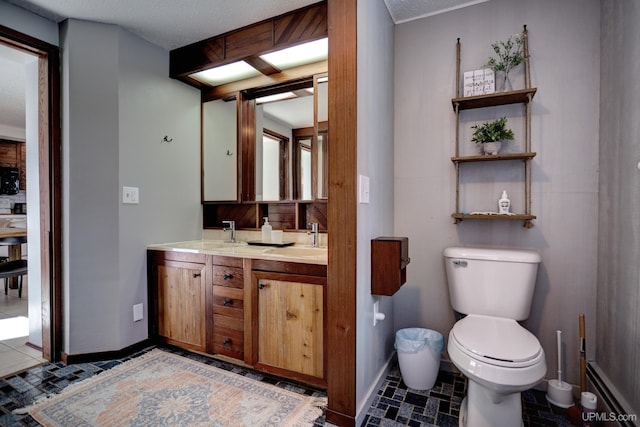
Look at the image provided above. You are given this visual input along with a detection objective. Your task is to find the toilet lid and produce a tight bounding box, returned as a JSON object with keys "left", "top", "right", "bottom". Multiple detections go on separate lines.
{"left": 451, "top": 315, "right": 542, "bottom": 367}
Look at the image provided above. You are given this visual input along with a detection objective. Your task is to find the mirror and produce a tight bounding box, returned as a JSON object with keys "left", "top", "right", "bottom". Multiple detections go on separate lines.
{"left": 201, "top": 75, "right": 327, "bottom": 202}
{"left": 255, "top": 94, "right": 313, "bottom": 200}
{"left": 202, "top": 97, "right": 238, "bottom": 201}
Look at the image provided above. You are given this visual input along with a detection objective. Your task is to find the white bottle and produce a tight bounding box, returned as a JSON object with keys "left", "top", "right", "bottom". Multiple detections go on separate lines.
{"left": 261, "top": 217, "right": 272, "bottom": 242}
{"left": 498, "top": 190, "right": 511, "bottom": 214}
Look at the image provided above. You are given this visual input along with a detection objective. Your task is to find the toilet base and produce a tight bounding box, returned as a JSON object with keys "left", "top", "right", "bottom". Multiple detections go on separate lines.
{"left": 459, "top": 380, "right": 524, "bottom": 427}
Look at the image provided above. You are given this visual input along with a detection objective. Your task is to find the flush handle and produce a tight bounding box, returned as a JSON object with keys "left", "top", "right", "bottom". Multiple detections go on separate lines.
{"left": 453, "top": 260, "right": 468, "bottom": 267}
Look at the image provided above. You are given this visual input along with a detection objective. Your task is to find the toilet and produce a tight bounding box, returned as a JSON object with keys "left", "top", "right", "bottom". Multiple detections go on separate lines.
{"left": 443, "top": 247, "right": 546, "bottom": 427}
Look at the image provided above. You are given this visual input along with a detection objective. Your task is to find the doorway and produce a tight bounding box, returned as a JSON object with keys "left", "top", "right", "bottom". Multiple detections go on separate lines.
{"left": 0, "top": 24, "right": 62, "bottom": 369}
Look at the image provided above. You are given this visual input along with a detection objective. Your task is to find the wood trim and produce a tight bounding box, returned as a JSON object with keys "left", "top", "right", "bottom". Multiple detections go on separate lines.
{"left": 240, "top": 93, "right": 256, "bottom": 201}
{"left": 0, "top": 24, "right": 62, "bottom": 364}
{"left": 326, "top": 0, "right": 357, "bottom": 424}
{"left": 61, "top": 339, "right": 153, "bottom": 365}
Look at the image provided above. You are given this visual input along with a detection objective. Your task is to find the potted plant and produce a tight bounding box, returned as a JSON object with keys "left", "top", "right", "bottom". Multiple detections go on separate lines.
{"left": 486, "top": 33, "right": 524, "bottom": 92}
{"left": 471, "top": 117, "right": 514, "bottom": 155}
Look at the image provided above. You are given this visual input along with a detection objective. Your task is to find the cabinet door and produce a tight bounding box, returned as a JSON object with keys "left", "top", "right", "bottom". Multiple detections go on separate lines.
{"left": 256, "top": 275, "right": 325, "bottom": 381}
{"left": 156, "top": 259, "right": 206, "bottom": 351}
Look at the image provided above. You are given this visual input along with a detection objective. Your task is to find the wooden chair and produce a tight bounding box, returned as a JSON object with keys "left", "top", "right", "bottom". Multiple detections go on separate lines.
{"left": 1, "top": 259, "right": 28, "bottom": 298}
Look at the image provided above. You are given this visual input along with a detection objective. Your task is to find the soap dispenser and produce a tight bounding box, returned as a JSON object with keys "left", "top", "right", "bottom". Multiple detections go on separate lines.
{"left": 261, "top": 217, "right": 272, "bottom": 242}
{"left": 498, "top": 190, "right": 511, "bottom": 214}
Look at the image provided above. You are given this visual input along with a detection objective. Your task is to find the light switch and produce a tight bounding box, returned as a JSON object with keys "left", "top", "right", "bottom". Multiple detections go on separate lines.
{"left": 133, "top": 303, "right": 143, "bottom": 322}
{"left": 359, "top": 174, "right": 370, "bottom": 204}
{"left": 122, "top": 186, "right": 139, "bottom": 204}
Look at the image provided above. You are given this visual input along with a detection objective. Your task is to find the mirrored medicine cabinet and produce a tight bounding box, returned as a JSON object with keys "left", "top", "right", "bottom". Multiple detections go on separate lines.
{"left": 202, "top": 73, "right": 328, "bottom": 205}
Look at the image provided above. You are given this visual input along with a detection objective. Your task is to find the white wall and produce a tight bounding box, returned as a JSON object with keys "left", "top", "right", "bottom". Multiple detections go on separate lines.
{"left": 393, "top": 0, "right": 600, "bottom": 386}
{"left": 356, "top": 0, "right": 395, "bottom": 421}
{"left": 25, "top": 58, "right": 42, "bottom": 346}
{"left": 61, "top": 19, "right": 201, "bottom": 354}
{"left": 597, "top": 0, "right": 640, "bottom": 414}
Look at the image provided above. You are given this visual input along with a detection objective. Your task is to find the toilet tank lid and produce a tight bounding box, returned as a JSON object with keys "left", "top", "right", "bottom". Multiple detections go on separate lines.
{"left": 443, "top": 247, "right": 541, "bottom": 263}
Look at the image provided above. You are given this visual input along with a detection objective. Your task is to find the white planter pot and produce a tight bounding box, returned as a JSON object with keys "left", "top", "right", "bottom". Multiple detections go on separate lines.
{"left": 482, "top": 140, "right": 502, "bottom": 155}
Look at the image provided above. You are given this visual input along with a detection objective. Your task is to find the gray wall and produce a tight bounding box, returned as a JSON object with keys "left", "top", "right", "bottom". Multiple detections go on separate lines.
{"left": 356, "top": 0, "right": 395, "bottom": 419}
{"left": 0, "top": 0, "right": 58, "bottom": 46}
{"left": 597, "top": 0, "right": 640, "bottom": 414}
{"left": 393, "top": 0, "right": 600, "bottom": 386}
{"left": 61, "top": 19, "right": 201, "bottom": 354}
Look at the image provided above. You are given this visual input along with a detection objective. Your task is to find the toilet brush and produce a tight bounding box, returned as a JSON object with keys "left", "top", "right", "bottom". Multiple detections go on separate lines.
{"left": 546, "top": 330, "right": 574, "bottom": 408}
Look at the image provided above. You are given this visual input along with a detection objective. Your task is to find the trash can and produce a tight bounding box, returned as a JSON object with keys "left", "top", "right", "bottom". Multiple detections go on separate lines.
{"left": 395, "top": 328, "right": 444, "bottom": 390}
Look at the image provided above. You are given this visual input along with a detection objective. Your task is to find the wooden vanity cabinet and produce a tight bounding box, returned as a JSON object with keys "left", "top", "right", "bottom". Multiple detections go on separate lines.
{"left": 148, "top": 250, "right": 207, "bottom": 352}
{"left": 149, "top": 250, "right": 328, "bottom": 386}
{"left": 208, "top": 256, "right": 245, "bottom": 361}
{"left": 251, "top": 260, "right": 327, "bottom": 387}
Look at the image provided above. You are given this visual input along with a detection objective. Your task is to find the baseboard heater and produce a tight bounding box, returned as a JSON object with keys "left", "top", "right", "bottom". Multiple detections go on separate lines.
{"left": 587, "top": 362, "right": 637, "bottom": 426}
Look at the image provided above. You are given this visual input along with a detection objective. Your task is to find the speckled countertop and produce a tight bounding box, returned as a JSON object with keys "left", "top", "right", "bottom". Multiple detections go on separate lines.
{"left": 147, "top": 240, "right": 327, "bottom": 265}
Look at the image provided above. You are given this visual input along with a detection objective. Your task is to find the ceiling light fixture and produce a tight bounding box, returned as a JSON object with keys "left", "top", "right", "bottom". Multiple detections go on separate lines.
{"left": 255, "top": 92, "right": 297, "bottom": 104}
{"left": 191, "top": 60, "right": 261, "bottom": 86}
{"left": 260, "top": 38, "right": 328, "bottom": 71}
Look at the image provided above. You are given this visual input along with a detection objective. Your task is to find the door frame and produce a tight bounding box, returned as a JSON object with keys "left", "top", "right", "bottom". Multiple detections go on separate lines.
{"left": 0, "top": 24, "right": 62, "bottom": 363}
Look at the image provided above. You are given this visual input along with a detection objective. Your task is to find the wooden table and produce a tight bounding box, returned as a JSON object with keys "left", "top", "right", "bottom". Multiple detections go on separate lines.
{"left": 0, "top": 228, "right": 27, "bottom": 289}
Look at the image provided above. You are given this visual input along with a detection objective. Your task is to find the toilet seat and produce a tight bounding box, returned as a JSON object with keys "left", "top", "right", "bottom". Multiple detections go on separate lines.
{"left": 450, "top": 314, "right": 543, "bottom": 368}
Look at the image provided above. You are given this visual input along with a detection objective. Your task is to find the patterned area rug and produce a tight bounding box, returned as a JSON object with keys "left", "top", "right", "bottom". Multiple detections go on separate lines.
{"left": 18, "top": 349, "right": 326, "bottom": 427}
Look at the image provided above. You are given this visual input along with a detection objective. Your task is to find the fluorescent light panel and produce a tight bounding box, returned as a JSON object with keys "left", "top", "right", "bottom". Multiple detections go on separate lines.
{"left": 191, "top": 60, "right": 261, "bottom": 85}
{"left": 260, "top": 38, "right": 328, "bottom": 70}
{"left": 190, "top": 38, "right": 328, "bottom": 87}
{"left": 256, "top": 92, "right": 296, "bottom": 104}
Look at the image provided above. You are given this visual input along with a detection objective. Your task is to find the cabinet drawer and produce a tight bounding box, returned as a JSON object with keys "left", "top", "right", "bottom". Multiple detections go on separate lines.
{"left": 213, "top": 326, "right": 244, "bottom": 359}
{"left": 211, "top": 266, "right": 243, "bottom": 288}
{"left": 213, "top": 313, "right": 243, "bottom": 331}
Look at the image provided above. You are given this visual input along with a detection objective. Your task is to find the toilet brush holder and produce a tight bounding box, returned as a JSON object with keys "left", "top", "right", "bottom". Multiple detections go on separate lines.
{"left": 546, "top": 330, "right": 574, "bottom": 408}
{"left": 547, "top": 379, "right": 574, "bottom": 408}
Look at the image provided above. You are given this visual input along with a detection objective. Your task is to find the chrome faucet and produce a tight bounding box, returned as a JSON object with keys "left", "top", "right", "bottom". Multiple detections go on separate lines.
{"left": 307, "top": 222, "right": 319, "bottom": 247}
{"left": 222, "top": 220, "right": 236, "bottom": 243}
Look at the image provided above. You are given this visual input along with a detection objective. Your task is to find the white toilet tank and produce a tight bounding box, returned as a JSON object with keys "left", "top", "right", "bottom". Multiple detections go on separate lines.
{"left": 443, "top": 247, "right": 541, "bottom": 321}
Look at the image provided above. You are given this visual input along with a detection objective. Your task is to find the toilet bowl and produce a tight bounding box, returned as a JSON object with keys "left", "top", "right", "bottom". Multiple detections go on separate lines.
{"left": 443, "top": 247, "right": 546, "bottom": 427}
{"left": 448, "top": 315, "right": 546, "bottom": 427}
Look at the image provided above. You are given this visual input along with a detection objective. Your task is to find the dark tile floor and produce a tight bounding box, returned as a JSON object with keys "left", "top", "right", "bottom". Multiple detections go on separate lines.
{"left": 0, "top": 345, "right": 328, "bottom": 427}
{"left": 0, "top": 345, "right": 574, "bottom": 427}
{"left": 362, "top": 364, "right": 574, "bottom": 427}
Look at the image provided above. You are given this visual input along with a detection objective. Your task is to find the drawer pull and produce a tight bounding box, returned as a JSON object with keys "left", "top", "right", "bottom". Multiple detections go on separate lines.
{"left": 223, "top": 273, "right": 233, "bottom": 280}
{"left": 223, "top": 299, "right": 233, "bottom": 306}
{"left": 223, "top": 338, "right": 232, "bottom": 346}
{"left": 192, "top": 273, "right": 201, "bottom": 278}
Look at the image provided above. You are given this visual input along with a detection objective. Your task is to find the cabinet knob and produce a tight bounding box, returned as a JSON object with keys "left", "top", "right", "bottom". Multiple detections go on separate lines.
{"left": 223, "top": 273, "right": 233, "bottom": 280}
{"left": 223, "top": 338, "right": 232, "bottom": 346}
{"left": 192, "top": 273, "right": 201, "bottom": 278}
{"left": 258, "top": 283, "right": 266, "bottom": 290}
{"left": 223, "top": 299, "right": 233, "bottom": 306}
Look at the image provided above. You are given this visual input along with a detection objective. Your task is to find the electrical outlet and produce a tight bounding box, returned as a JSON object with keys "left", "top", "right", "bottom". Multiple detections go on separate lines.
{"left": 133, "top": 303, "right": 143, "bottom": 322}
{"left": 123, "top": 186, "right": 139, "bottom": 204}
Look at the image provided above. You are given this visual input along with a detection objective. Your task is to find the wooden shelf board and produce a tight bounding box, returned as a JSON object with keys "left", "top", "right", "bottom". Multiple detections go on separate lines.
{"left": 451, "top": 152, "right": 537, "bottom": 163}
{"left": 452, "top": 213, "right": 536, "bottom": 221}
{"left": 452, "top": 88, "right": 537, "bottom": 111}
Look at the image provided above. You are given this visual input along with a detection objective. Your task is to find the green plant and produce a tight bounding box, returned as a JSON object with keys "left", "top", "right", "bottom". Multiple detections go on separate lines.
{"left": 471, "top": 117, "right": 515, "bottom": 143}
{"left": 486, "top": 33, "right": 525, "bottom": 75}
